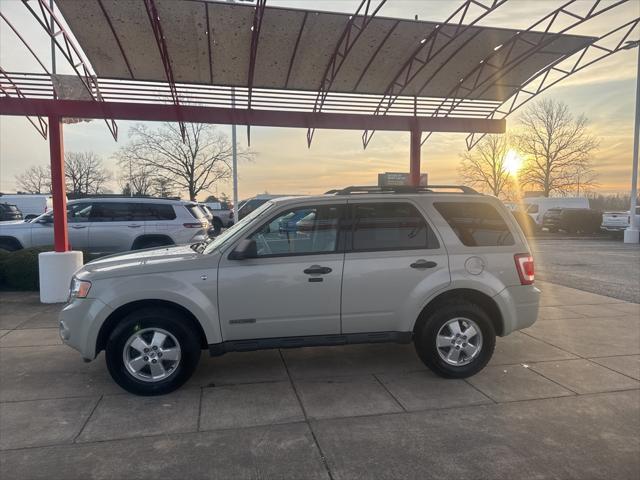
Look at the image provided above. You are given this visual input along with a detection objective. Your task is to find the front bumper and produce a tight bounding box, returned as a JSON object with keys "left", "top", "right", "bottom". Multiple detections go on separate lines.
{"left": 59, "top": 297, "right": 113, "bottom": 361}
{"left": 493, "top": 284, "right": 541, "bottom": 335}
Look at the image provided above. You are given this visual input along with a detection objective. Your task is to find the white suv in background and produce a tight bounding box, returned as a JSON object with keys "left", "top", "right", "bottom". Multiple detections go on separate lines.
{"left": 59, "top": 185, "right": 540, "bottom": 395}
{"left": 0, "top": 197, "right": 209, "bottom": 253}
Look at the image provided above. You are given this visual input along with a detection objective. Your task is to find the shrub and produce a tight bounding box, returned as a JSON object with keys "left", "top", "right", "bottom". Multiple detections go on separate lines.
{"left": 0, "top": 247, "right": 50, "bottom": 291}
{"left": 0, "top": 247, "right": 108, "bottom": 291}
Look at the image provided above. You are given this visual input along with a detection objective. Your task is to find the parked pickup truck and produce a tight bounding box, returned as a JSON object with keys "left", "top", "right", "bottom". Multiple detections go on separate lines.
{"left": 601, "top": 207, "right": 640, "bottom": 236}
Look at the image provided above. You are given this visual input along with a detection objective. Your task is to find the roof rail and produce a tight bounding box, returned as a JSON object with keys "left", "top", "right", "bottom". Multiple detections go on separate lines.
{"left": 325, "top": 185, "right": 479, "bottom": 195}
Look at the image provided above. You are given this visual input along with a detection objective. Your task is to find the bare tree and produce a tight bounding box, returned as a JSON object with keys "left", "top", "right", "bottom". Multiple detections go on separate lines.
{"left": 15, "top": 165, "right": 51, "bottom": 194}
{"left": 118, "top": 123, "right": 249, "bottom": 201}
{"left": 150, "top": 177, "right": 175, "bottom": 198}
{"left": 116, "top": 153, "right": 156, "bottom": 196}
{"left": 459, "top": 134, "right": 513, "bottom": 198}
{"left": 64, "top": 152, "right": 111, "bottom": 196}
{"left": 516, "top": 99, "right": 598, "bottom": 197}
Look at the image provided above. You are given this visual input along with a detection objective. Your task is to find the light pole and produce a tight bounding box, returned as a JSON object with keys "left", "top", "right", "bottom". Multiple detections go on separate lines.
{"left": 624, "top": 40, "right": 639, "bottom": 244}
{"left": 226, "top": 0, "right": 253, "bottom": 225}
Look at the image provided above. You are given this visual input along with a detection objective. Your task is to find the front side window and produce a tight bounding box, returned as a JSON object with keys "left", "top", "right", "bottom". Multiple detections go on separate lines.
{"left": 249, "top": 205, "right": 342, "bottom": 257}
{"left": 351, "top": 202, "right": 439, "bottom": 251}
{"left": 67, "top": 203, "right": 92, "bottom": 223}
{"left": 434, "top": 202, "right": 515, "bottom": 247}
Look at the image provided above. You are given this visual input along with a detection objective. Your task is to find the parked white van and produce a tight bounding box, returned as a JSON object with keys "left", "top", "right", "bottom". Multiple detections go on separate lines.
{"left": 521, "top": 197, "right": 589, "bottom": 225}
{"left": 0, "top": 194, "right": 53, "bottom": 220}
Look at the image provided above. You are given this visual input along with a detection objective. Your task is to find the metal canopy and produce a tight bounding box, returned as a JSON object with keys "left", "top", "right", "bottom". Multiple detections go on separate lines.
{"left": 55, "top": 0, "right": 593, "bottom": 102}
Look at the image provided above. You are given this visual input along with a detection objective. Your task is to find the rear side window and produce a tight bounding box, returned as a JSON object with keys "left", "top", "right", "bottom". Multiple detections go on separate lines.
{"left": 434, "top": 202, "right": 514, "bottom": 247}
{"left": 351, "top": 202, "right": 439, "bottom": 251}
{"left": 131, "top": 203, "right": 176, "bottom": 221}
{"left": 90, "top": 202, "right": 132, "bottom": 222}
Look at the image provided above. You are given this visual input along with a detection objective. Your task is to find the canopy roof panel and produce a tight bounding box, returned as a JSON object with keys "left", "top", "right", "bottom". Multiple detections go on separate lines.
{"left": 56, "top": 0, "right": 594, "bottom": 101}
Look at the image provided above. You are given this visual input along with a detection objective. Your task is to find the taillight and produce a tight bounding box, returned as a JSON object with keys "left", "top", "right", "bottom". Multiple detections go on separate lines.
{"left": 514, "top": 253, "right": 534, "bottom": 285}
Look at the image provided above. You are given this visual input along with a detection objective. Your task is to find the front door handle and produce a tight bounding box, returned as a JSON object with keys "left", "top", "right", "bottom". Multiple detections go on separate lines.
{"left": 410, "top": 260, "right": 437, "bottom": 269}
{"left": 304, "top": 265, "right": 332, "bottom": 275}
{"left": 70, "top": 225, "right": 86, "bottom": 229}
{"left": 127, "top": 225, "right": 142, "bottom": 228}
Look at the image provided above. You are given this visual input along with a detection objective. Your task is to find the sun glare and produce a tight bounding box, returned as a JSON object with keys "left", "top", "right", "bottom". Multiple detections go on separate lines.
{"left": 504, "top": 149, "right": 523, "bottom": 176}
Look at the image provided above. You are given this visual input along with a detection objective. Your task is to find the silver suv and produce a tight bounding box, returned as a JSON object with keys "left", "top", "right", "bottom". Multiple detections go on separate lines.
{"left": 59, "top": 186, "right": 540, "bottom": 395}
{"left": 0, "top": 197, "right": 209, "bottom": 253}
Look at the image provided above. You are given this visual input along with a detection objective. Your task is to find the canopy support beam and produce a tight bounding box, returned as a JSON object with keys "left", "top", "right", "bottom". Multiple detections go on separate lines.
{"left": 48, "top": 116, "right": 69, "bottom": 252}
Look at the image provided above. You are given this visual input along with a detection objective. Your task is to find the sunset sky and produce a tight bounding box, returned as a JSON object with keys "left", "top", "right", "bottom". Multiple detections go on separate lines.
{"left": 1, "top": 0, "right": 638, "bottom": 200}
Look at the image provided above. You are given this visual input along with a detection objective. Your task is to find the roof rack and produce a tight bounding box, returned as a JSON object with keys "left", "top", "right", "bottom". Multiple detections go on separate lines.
{"left": 326, "top": 185, "right": 479, "bottom": 195}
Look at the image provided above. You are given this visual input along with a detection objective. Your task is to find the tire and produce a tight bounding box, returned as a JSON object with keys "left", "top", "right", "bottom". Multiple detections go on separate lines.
{"left": 414, "top": 301, "right": 496, "bottom": 379}
{"left": 212, "top": 218, "right": 223, "bottom": 236}
{"left": 105, "top": 307, "right": 201, "bottom": 395}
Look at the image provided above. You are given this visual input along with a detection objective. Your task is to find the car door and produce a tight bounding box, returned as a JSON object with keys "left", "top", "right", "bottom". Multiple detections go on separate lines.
{"left": 88, "top": 202, "right": 139, "bottom": 253}
{"left": 217, "top": 202, "right": 345, "bottom": 341}
{"left": 30, "top": 202, "right": 91, "bottom": 249}
{"left": 340, "top": 200, "right": 449, "bottom": 334}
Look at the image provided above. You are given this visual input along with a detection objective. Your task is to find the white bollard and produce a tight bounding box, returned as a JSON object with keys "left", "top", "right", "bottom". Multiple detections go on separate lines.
{"left": 38, "top": 251, "right": 84, "bottom": 303}
{"left": 624, "top": 227, "right": 639, "bottom": 244}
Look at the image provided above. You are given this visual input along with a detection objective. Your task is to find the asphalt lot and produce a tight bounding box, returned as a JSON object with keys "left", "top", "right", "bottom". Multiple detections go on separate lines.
{"left": 0, "top": 281, "right": 638, "bottom": 479}
{"left": 531, "top": 233, "right": 640, "bottom": 303}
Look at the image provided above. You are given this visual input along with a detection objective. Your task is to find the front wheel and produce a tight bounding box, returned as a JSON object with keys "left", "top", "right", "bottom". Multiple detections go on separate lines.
{"left": 105, "top": 307, "right": 201, "bottom": 395}
{"left": 414, "top": 302, "right": 496, "bottom": 378}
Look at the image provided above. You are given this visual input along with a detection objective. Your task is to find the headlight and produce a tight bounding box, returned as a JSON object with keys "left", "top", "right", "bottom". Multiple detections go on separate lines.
{"left": 69, "top": 277, "right": 92, "bottom": 299}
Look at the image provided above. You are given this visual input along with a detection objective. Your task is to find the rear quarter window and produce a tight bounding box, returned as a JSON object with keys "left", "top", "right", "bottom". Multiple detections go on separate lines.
{"left": 434, "top": 202, "right": 515, "bottom": 247}
{"left": 186, "top": 204, "right": 205, "bottom": 219}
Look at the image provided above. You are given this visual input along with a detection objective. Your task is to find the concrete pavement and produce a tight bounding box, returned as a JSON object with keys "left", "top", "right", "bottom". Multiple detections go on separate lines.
{"left": 0, "top": 281, "right": 638, "bottom": 479}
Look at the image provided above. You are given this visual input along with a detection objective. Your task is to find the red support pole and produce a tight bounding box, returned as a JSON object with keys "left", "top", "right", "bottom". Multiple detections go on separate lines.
{"left": 410, "top": 127, "right": 421, "bottom": 187}
{"left": 48, "top": 116, "right": 69, "bottom": 252}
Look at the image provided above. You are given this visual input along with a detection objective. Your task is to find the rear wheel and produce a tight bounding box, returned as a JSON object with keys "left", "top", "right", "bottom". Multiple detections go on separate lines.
{"left": 105, "top": 307, "right": 201, "bottom": 395}
{"left": 212, "top": 218, "right": 223, "bottom": 236}
{"left": 414, "top": 301, "right": 496, "bottom": 378}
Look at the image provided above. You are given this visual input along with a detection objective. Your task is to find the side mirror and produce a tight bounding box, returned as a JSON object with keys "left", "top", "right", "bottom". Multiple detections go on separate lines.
{"left": 228, "top": 238, "right": 257, "bottom": 260}
{"left": 37, "top": 216, "right": 53, "bottom": 224}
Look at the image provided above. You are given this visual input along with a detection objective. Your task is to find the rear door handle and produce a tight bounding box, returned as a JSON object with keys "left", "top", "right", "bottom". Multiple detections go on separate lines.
{"left": 303, "top": 265, "right": 332, "bottom": 275}
{"left": 127, "top": 225, "right": 142, "bottom": 228}
{"left": 410, "top": 260, "right": 437, "bottom": 269}
{"left": 70, "top": 225, "right": 86, "bottom": 229}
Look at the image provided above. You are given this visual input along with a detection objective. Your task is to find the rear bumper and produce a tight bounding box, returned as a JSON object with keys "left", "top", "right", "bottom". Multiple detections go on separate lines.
{"left": 493, "top": 284, "right": 541, "bottom": 335}
{"left": 601, "top": 225, "right": 628, "bottom": 232}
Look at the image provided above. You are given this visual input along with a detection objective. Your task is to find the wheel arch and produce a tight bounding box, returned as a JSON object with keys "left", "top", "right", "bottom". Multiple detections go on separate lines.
{"left": 96, "top": 299, "right": 208, "bottom": 355}
{"left": 0, "top": 236, "right": 23, "bottom": 251}
{"left": 131, "top": 234, "right": 174, "bottom": 250}
{"left": 414, "top": 288, "right": 504, "bottom": 336}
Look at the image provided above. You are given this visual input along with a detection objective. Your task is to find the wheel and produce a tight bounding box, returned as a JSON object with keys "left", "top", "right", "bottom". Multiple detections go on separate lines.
{"left": 105, "top": 307, "right": 201, "bottom": 395}
{"left": 212, "top": 217, "right": 223, "bottom": 236}
{"left": 414, "top": 301, "right": 496, "bottom": 379}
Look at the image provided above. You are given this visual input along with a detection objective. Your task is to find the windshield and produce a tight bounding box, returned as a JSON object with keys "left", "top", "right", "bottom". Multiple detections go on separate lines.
{"left": 202, "top": 201, "right": 274, "bottom": 254}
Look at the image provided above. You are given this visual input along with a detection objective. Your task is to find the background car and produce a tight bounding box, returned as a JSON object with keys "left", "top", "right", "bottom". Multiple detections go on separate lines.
{"left": 0, "top": 202, "right": 23, "bottom": 222}
{"left": 203, "top": 201, "right": 233, "bottom": 232}
{"left": 0, "top": 197, "right": 209, "bottom": 253}
{"left": 601, "top": 206, "right": 640, "bottom": 237}
{"left": 521, "top": 196, "right": 589, "bottom": 225}
{"left": 0, "top": 194, "right": 52, "bottom": 220}
{"left": 238, "top": 194, "right": 302, "bottom": 219}
{"left": 542, "top": 207, "right": 602, "bottom": 234}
